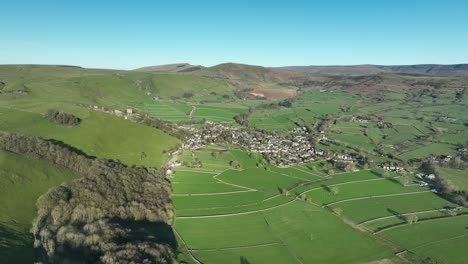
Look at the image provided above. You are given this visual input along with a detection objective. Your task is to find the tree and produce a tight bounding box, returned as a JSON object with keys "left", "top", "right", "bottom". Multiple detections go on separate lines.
{"left": 211, "top": 151, "right": 220, "bottom": 159}
{"left": 327, "top": 169, "right": 335, "bottom": 176}
{"left": 406, "top": 214, "right": 418, "bottom": 224}
{"left": 400, "top": 175, "right": 411, "bottom": 186}
{"left": 299, "top": 193, "right": 307, "bottom": 201}
{"left": 279, "top": 188, "right": 288, "bottom": 195}
{"left": 447, "top": 207, "right": 460, "bottom": 217}
{"left": 333, "top": 207, "right": 343, "bottom": 216}
{"left": 230, "top": 160, "right": 240, "bottom": 169}
{"left": 182, "top": 92, "right": 193, "bottom": 98}
{"left": 383, "top": 171, "right": 390, "bottom": 178}
{"left": 330, "top": 186, "right": 339, "bottom": 196}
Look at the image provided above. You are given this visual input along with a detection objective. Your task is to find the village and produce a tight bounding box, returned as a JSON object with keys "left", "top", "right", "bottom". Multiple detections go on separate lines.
{"left": 180, "top": 122, "right": 326, "bottom": 167}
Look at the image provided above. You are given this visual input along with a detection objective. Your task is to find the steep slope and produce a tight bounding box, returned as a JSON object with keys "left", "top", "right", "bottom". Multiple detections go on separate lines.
{"left": 0, "top": 150, "right": 78, "bottom": 263}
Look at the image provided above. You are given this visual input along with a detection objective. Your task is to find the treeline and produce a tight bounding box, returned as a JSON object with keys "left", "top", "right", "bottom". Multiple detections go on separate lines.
{"left": 0, "top": 132, "right": 177, "bottom": 264}
{"left": 46, "top": 109, "right": 81, "bottom": 126}
{"left": 134, "top": 114, "right": 190, "bottom": 140}
{"left": 420, "top": 161, "right": 468, "bottom": 207}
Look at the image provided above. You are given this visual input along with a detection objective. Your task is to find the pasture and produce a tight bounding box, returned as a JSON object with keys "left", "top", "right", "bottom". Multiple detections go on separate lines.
{"left": 172, "top": 147, "right": 403, "bottom": 264}
{"left": 378, "top": 215, "right": 468, "bottom": 264}
{"left": 0, "top": 108, "right": 179, "bottom": 167}
{"left": 137, "top": 100, "right": 246, "bottom": 123}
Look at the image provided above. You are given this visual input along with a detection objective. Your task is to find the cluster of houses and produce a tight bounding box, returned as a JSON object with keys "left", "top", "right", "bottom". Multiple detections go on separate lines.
{"left": 378, "top": 163, "right": 404, "bottom": 172}
{"left": 351, "top": 116, "right": 371, "bottom": 123}
{"left": 82, "top": 104, "right": 137, "bottom": 120}
{"left": 181, "top": 122, "right": 325, "bottom": 167}
{"left": 415, "top": 173, "right": 436, "bottom": 187}
{"left": 427, "top": 155, "right": 455, "bottom": 164}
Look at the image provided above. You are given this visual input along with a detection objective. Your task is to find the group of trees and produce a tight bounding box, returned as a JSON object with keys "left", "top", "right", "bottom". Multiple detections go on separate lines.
{"left": 135, "top": 114, "right": 190, "bottom": 140}
{"left": 0, "top": 132, "right": 177, "bottom": 263}
{"left": 234, "top": 107, "right": 253, "bottom": 126}
{"left": 332, "top": 160, "right": 356, "bottom": 172}
{"left": 46, "top": 109, "right": 81, "bottom": 126}
{"left": 420, "top": 161, "right": 468, "bottom": 207}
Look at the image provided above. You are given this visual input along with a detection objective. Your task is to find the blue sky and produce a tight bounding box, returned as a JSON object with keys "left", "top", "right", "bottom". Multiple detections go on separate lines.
{"left": 1, "top": 0, "right": 467, "bottom": 69}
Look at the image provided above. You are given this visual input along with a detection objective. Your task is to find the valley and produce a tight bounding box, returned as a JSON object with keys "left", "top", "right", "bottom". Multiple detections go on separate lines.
{"left": 0, "top": 63, "right": 467, "bottom": 264}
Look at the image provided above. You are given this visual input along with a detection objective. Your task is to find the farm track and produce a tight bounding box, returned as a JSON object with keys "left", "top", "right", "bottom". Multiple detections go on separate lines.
{"left": 360, "top": 207, "right": 464, "bottom": 225}
{"left": 298, "top": 176, "right": 390, "bottom": 196}
{"left": 172, "top": 189, "right": 256, "bottom": 196}
{"left": 410, "top": 233, "right": 468, "bottom": 251}
{"left": 176, "top": 198, "right": 299, "bottom": 219}
{"left": 264, "top": 216, "right": 304, "bottom": 264}
{"left": 190, "top": 242, "right": 280, "bottom": 251}
{"left": 324, "top": 190, "right": 431, "bottom": 206}
{"left": 373, "top": 213, "right": 468, "bottom": 234}
{"left": 290, "top": 167, "right": 322, "bottom": 178}
{"left": 212, "top": 169, "right": 257, "bottom": 191}
{"left": 175, "top": 169, "right": 219, "bottom": 174}
{"left": 173, "top": 229, "right": 202, "bottom": 264}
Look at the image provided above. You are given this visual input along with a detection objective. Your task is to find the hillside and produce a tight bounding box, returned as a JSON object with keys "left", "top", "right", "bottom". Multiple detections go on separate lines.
{"left": 135, "top": 63, "right": 203, "bottom": 73}
{"left": 0, "top": 150, "right": 78, "bottom": 263}
{"left": 276, "top": 64, "right": 468, "bottom": 76}
{"left": 0, "top": 63, "right": 467, "bottom": 264}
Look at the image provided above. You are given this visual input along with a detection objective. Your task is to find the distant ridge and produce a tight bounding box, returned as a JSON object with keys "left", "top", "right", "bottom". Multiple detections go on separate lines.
{"left": 136, "top": 63, "right": 468, "bottom": 76}
{"left": 134, "top": 63, "right": 203, "bottom": 72}
{"left": 275, "top": 64, "right": 468, "bottom": 76}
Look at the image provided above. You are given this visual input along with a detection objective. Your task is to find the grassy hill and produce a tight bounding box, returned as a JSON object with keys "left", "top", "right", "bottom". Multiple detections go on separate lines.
{"left": 0, "top": 108, "right": 179, "bottom": 167}
{"left": 0, "top": 150, "right": 79, "bottom": 263}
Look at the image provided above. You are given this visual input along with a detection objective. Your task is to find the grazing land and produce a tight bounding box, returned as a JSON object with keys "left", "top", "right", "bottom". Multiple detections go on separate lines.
{"left": 0, "top": 63, "right": 467, "bottom": 263}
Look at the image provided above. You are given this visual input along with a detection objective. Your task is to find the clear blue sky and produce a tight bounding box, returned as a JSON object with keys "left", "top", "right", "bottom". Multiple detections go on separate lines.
{"left": 1, "top": 0, "right": 467, "bottom": 69}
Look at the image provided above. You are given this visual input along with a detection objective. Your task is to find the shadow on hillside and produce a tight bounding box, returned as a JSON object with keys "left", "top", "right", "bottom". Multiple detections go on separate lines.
{"left": 370, "top": 170, "right": 383, "bottom": 178}
{"left": 46, "top": 138, "right": 97, "bottom": 159}
{"left": 118, "top": 219, "right": 178, "bottom": 250}
{"left": 240, "top": 256, "right": 251, "bottom": 264}
{"left": 37, "top": 219, "right": 179, "bottom": 263}
{"left": 322, "top": 184, "right": 331, "bottom": 193}
{"left": 386, "top": 177, "right": 400, "bottom": 184}
{"left": 0, "top": 223, "right": 34, "bottom": 263}
{"left": 387, "top": 208, "right": 405, "bottom": 221}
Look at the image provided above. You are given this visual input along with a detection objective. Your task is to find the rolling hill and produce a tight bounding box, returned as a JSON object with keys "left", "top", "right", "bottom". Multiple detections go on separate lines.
{"left": 276, "top": 64, "right": 468, "bottom": 76}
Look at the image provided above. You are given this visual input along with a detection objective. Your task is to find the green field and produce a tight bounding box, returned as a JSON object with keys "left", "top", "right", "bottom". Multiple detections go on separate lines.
{"left": 137, "top": 100, "right": 246, "bottom": 123}
{"left": 0, "top": 108, "right": 179, "bottom": 167}
{"left": 379, "top": 215, "right": 468, "bottom": 264}
{"left": 329, "top": 192, "right": 456, "bottom": 224}
{"left": 172, "top": 148, "right": 401, "bottom": 263}
{"left": 1, "top": 65, "right": 467, "bottom": 263}
{"left": 305, "top": 178, "right": 424, "bottom": 205}
{"left": 0, "top": 151, "right": 78, "bottom": 263}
